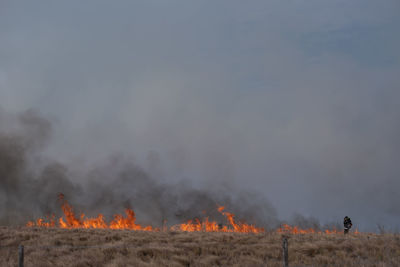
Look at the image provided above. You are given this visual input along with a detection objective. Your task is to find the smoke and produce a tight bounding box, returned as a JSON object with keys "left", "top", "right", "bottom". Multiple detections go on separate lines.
{"left": 0, "top": 1, "right": 399, "bottom": 232}
{"left": 0, "top": 109, "right": 78, "bottom": 224}
{"left": 0, "top": 109, "right": 278, "bottom": 227}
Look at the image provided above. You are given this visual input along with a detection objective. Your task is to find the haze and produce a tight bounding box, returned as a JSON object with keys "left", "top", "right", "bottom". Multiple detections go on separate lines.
{"left": 1, "top": 1, "right": 399, "bottom": 231}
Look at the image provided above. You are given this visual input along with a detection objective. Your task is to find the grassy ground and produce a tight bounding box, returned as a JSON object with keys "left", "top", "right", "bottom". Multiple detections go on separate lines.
{"left": 0, "top": 226, "right": 399, "bottom": 266}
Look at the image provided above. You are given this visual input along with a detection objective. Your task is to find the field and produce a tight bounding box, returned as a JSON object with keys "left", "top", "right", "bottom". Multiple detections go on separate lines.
{"left": 0, "top": 227, "right": 399, "bottom": 266}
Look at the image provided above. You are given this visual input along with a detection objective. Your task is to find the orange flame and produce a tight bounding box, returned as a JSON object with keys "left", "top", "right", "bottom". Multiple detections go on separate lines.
{"left": 26, "top": 215, "right": 56, "bottom": 228}
{"left": 26, "top": 196, "right": 264, "bottom": 233}
{"left": 27, "top": 195, "right": 154, "bottom": 231}
{"left": 27, "top": 195, "right": 358, "bottom": 235}
{"left": 174, "top": 206, "right": 265, "bottom": 233}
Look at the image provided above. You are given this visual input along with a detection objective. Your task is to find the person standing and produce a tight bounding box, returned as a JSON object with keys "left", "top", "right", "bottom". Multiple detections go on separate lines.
{"left": 343, "top": 216, "right": 352, "bottom": 234}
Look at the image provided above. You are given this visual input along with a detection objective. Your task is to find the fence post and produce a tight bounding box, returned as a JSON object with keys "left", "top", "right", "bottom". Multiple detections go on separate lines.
{"left": 18, "top": 245, "right": 24, "bottom": 267}
{"left": 282, "top": 237, "right": 288, "bottom": 267}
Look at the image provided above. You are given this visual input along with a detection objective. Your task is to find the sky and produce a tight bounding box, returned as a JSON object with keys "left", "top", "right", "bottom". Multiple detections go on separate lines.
{"left": 0, "top": 0, "right": 400, "bottom": 230}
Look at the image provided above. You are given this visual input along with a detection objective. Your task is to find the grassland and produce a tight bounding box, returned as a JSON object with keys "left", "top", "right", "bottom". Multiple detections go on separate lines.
{"left": 0, "top": 226, "right": 399, "bottom": 266}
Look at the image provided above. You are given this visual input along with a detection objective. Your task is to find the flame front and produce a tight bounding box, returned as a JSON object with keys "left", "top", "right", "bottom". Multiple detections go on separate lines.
{"left": 27, "top": 194, "right": 357, "bottom": 234}
{"left": 28, "top": 194, "right": 154, "bottom": 231}
{"left": 27, "top": 199, "right": 262, "bottom": 233}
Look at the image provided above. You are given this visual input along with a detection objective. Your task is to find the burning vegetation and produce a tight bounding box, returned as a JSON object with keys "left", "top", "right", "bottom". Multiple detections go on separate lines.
{"left": 27, "top": 194, "right": 265, "bottom": 233}
{"left": 26, "top": 194, "right": 357, "bottom": 235}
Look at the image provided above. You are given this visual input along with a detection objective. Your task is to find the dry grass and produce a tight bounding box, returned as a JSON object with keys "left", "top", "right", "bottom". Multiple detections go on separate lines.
{"left": 0, "top": 226, "right": 399, "bottom": 266}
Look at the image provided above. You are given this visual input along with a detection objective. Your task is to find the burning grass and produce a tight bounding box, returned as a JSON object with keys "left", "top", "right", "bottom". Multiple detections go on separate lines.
{"left": 26, "top": 194, "right": 264, "bottom": 233}
{"left": 26, "top": 194, "right": 355, "bottom": 235}
{"left": 0, "top": 227, "right": 399, "bottom": 266}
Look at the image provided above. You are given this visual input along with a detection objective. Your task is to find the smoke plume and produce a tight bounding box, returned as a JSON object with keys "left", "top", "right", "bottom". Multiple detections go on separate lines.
{"left": 0, "top": 109, "right": 278, "bottom": 228}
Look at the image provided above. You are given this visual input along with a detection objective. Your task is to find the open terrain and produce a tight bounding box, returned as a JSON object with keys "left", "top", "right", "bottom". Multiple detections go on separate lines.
{"left": 0, "top": 227, "right": 399, "bottom": 266}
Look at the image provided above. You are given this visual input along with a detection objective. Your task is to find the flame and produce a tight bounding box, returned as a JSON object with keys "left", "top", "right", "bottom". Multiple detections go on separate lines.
{"left": 26, "top": 195, "right": 265, "bottom": 233}
{"left": 172, "top": 206, "right": 265, "bottom": 233}
{"left": 27, "top": 194, "right": 154, "bottom": 231}
{"left": 26, "top": 194, "right": 358, "bottom": 235}
{"left": 26, "top": 215, "right": 56, "bottom": 228}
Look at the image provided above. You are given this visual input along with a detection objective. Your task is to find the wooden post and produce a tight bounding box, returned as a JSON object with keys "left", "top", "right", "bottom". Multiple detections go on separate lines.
{"left": 282, "top": 237, "right": 288, "bottom": 267}
{"left": 18, "top": 245, "right": 24, "bottom": 267}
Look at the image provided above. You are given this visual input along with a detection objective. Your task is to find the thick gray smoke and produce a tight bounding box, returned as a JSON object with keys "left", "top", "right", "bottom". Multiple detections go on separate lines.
{"left": 0, "top": 109, "right": 278, "bottom": 228}
{"left": 0, "top": 109, "right": 78, "bottom": 224}
{"left": 1, "top": 1, "right": 399, "bottom": 232}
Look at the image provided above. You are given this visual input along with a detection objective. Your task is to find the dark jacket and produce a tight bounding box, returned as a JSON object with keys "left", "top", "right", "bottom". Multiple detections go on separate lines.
{"left": 343, "top": 216, "right": 352, "bottom": 229}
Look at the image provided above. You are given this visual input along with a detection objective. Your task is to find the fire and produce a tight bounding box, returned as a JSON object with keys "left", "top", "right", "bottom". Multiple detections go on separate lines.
{"left": 26, "top": 215, "right": 56, "bottom": 228}
{"left": 26, "top": 195, "right": 264, "bottom": 233}
{"left": 175, "top": 206, "right": 265, "bottom": 233}
{"left": 27, "top": 194, "right": 358, "bottom": 235}
{"left": 28, "top": 194, "right": 154, "bottom": 231}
